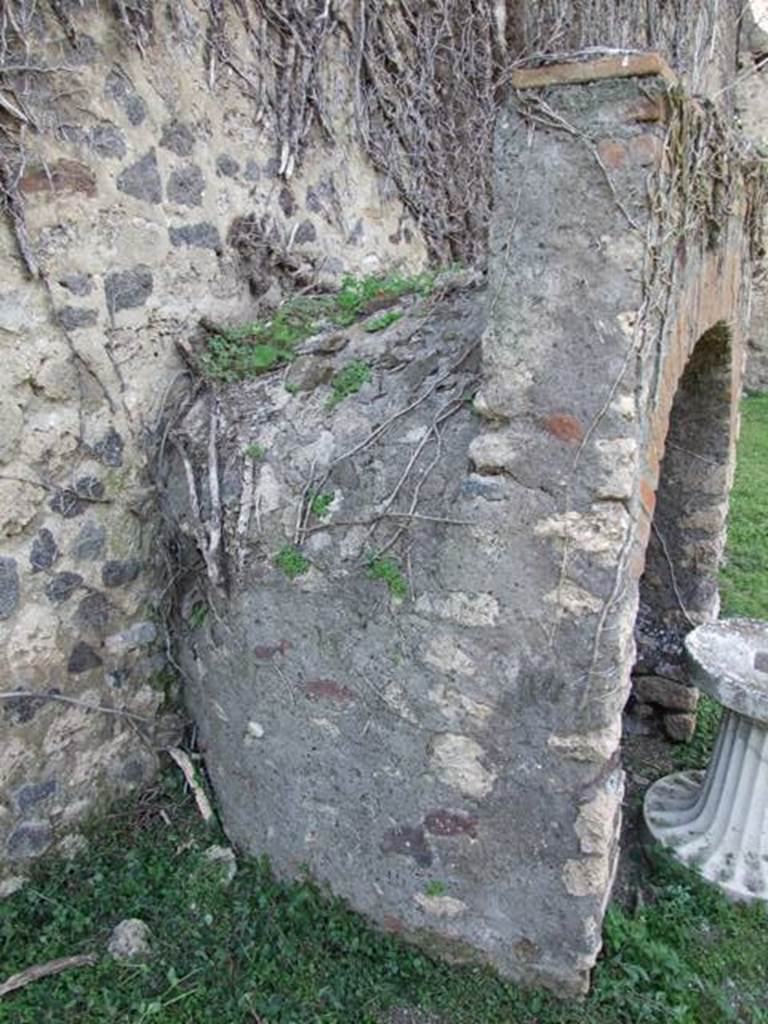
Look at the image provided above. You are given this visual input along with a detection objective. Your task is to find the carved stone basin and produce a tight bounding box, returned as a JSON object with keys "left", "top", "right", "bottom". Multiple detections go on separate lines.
{"left": 644, "top": 618, "right": 768, "bottom": 902}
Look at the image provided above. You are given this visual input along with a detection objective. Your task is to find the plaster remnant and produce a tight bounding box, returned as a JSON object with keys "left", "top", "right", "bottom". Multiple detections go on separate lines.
{"left": 548, "top": 720, "right": 621, "bottom": 763}
{"left": 428, "top": 685, "right": 492, "bottom": 725}
{"left": 594, "top": 438, "right": 638, "bottom": 500}
{"left": 415, "top": 592, "right": 499, "bottom": 628}
{"left": 562, "top": 854, "right": 612, "bottom": 897}
{"left": 414, "top": 893, "right": 467, "bottom": 917}
{"left": 574, "top": 779, "right": 624, "bottom": 855}
{"left": 423, "top": 635, "right": 477, "bottom": 677}
{"left": 468, "top": 432, "right": 517, "bottom": 473}
{"left": 544, "top": 581, "right": 604, "bottom": 617}
{"left": 534, "top": 503, "right": 630, "bottom": 567}
{"left": 428, "top": 734, "right": 497, "bottom": 799}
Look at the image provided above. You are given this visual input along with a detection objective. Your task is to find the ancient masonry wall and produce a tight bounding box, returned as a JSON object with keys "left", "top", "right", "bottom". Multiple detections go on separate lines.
{"left": 164, "top": 59, "right": 756, "bottom": 994}
{"left": 0, "top": 4, "right": 424, "bottom": 884}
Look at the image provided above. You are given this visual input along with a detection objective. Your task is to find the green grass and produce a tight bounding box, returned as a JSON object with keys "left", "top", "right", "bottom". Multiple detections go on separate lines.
{"left": 1, "top": 780, "right": 766, "bottom": 1023}
{"left": 200, "top": 270, "right": 436, "bottom": 383}
{"left": 719, "top": 393, "right": 768, "bottom": 619}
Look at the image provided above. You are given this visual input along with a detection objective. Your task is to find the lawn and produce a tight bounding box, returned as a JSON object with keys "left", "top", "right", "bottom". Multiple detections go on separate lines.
{"left": 1, "top": 397, "right": 767, "bottom": 1024}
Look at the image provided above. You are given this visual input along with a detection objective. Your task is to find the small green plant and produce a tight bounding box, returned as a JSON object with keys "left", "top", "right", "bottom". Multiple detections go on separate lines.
{"left": 284, "top": 381, "right": 299, "bottom": 395}
{"left": 309, "top": 490, "right": 334, "bottom": 519}
{"left": 326, "top": 360, "right": 372, "bottom": 410}
{"left": 367, "top": 555, "right": 407, "bottom": 600}
{"left": 424, "top": 880, "right": 448, "bottom": 898}
{"left": 244, "top": 442, "right": 266, "bottom": 460}
{"left": 274, "top": 545, "right": 310, "bottom": 579}
{"left": 364, "top": 309, "right": 403, "bottom": 333}
{"left": 202, "top": 336, "right": 293, "bottom": 383}
{"left": 186, "top": 601, "right": 208, "bottom": 630}
{"left": 200, "top": 270, "right": 441, "bottom": 382}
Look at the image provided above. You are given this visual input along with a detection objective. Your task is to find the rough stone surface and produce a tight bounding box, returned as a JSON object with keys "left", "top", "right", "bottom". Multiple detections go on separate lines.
{"left": 633, "top": 675, "right": 699, "bottom": 712}
{"left": 102, "top": 560, "right": 141, "bottom": 588}
{"left": 169, "top": 222, "right": 221, "bottom": 250}
{"left": 167, "top": 164, "right": 205, "bottom": 207}
{"left": 0, "top": 558, "right": 20, "bottom": 620}
{"left": 166, "top": 67, "right": 751, "bottom": 996}
{"left": 30, "top": 529, "right": 59, "bottom": 572}
{"left": 58, "top": 306, "right": 98, "bottom": 330}
{"left": 663, "top": 712, "right": 698, "bottom": 742}
{"left": 104, "top": 266, "right": 153, "bottom": 314}
{"left": 107, "top": 918, "right": 151, "bottom": 961}
{"left": 201, "top": 844, "right": 238, "bottom": 885}
{"left": 160, "top": 119, "right": 195, "bottom": 156}
{"left": 90, "top": 121, "right": 127, "bottom": 158}
{"left": 67, "top": 641, "right": 103, "bottom": 673}
{"left": 45, "top": 572, "right": 84, "bottom": 604}
{"left": 70, "top": 521, "right": 106, "bottom": 561}
{"left": 0, "top": 0, "right": 423, "bottom": 914}
{"left": 6, "top": 822, "right": 54, "bottom": 860}
{"left": 116, "top": 150, "right": 162, "bottom": 203}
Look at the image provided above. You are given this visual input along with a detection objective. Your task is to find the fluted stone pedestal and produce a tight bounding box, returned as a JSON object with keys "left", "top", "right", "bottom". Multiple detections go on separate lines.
{"left": 644, "top": 619, "right": 768, "bottom": 902}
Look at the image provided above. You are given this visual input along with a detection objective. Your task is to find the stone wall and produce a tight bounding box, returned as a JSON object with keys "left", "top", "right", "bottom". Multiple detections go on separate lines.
{"left": 160, "top": 59, "right": 757, "bottom": 994}
{"left": 0, "top": 3, "right": 424, "bottom": 887}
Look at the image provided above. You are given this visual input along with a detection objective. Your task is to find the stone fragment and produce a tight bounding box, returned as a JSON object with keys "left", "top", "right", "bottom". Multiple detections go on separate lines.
{"left": 102, "top": 559, "right": 141, "bottom": 587}
{"left": 105, "top": 620, "right": 157, "bottom": 654}
{"left": 6, "top": 821, "right": 54, "bottom": 860}
{"left": 75, "top": 476, "right": 105, "bottom": 500}
{"left": 279, "top": 186, "right": 297, "bottom": 217}
{"left": 548, "top": 721, "right": 621, "bottom": 763}
{"left": 30, "top": 528, "right": 59, "bottom": 572}
{"left": 428, "top": 734, "right": 496, "bottom": 799}
{"left": 244, "top": 159, "right": 260, "bottom": 181}
{"left": 12, "top": 779, "right": 57, "bottom": 813}
{"left": 201, "top": 844, "right": 238, "bottom": 885}
{"left": 59, "top": 273, "right": 93, "bottom": 296}
{"left": 0, "top": 877, "right": 27, "bottom": 899}
{"left": 284, "top": 355, "right": 333, "bottom": 392}
{"left": 294, "top": 219, "right": 317, "bottom": 244}
{"left": 167, "top": 164, "right": 205, "bottom": 206}
{"left": 216, "top": 154, "right": 239, "bottom": 177}
{"left": 107, "top": 919, "right": 151, "bottom": 961}
{"left": 70, "top": 521, "right": 106, "bottom": 561}
{"left": 57, "top": 307, "right": 98, "bottom": 330}
{"left": 104, "top": 266, "right": 153, "bottom": 314}
{"left": 159, "top": 119, "right": 194, "bottom": 156}
{"left": 89, "top": 121, "right": 127, "bottom": 158}
{"left": 0, "top": 557, "right": 20, "bottom": 619}
{"left": 76, "top": 591, "right": 113, "bottom": 630}
{"left": 92, "top": 428, "right": 124, "bottom": 467}
{"left": 663, "top": 712, "right": 697, "bottom": 743}
{"left": 381, "top": 826, "right": 433, "bottom": 867}
{"left": 67, "top": 641, "right": 103, "bottom": 673}
{"left": 2, "top": 691, "right": 45, "bottom": 725}
{"left": 413, "top": 893, "right": 467, "bottom": 918}
{"left": 0, "top": 393, "right": 23, "bottom": 463}
{"left": 19, "top": 159, "right": 97, "bottom": 197}
{"left": 116, "top": 150, "right": 162, "bottom": 203}
{"left": 633, "top": 675, "right": 699, "bottom": 712}
{"left": 415, "top": 592, "right": 499, "bottom": 627}
{"left": 169, "top": 222, "right": 221, "bottom": 249}
{"left": 105, "top": 70, "right": 147, "bottom": 125}
{"left": 44, "top": 572, "right": 83, "bottom": 604}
